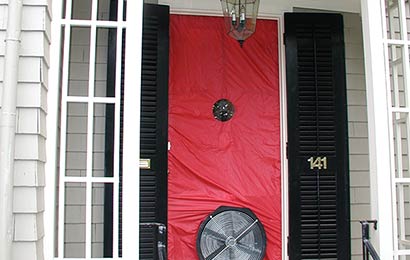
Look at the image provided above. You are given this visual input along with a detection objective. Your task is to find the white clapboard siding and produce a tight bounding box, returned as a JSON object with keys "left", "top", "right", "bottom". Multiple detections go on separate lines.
{"left": 0, "top": 1, "right": 51, "bottom": 260}
{"left": 344, "top": 12, "right": 371, "bottom": 260}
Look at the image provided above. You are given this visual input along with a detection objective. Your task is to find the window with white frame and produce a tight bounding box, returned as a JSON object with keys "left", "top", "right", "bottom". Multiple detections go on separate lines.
{"left": 385, "top": 0, "right": 410, "bottom": 258}
{"left": 54, "top": 0, "right": 142, "bottom": 258}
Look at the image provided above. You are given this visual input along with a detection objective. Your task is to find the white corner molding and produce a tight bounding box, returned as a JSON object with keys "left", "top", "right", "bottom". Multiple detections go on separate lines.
{"left": 121, "top": 1, "right": 143, "bottom": 259}
{"left": 360, "top": 0, "right": 394, "bottom": 259}
{"left": 44, "top": 0, "right": 62, "bottom": 258}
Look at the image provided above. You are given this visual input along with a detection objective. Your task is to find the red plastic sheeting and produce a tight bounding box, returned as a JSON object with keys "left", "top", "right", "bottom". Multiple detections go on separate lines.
{"left": 168, "top": 15, "right": 281, "bottom": 260}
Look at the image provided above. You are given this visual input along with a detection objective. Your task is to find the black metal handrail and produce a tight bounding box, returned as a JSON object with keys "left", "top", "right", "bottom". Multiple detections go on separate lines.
{"left": 360, "top": 220, "right": 381, "bottom": 260}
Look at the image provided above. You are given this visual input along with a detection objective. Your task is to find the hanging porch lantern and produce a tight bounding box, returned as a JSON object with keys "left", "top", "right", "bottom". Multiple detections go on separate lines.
{"left": 220, "top": 0, "right": 260, "bottom": 47}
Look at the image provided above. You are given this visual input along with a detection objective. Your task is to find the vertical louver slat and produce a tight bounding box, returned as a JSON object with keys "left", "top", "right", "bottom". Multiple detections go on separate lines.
{"left": 285, "top": 13, "right": 350, "bottom": 260}
{"left": 139, "top": 4, "right": 169, "bottom": 260}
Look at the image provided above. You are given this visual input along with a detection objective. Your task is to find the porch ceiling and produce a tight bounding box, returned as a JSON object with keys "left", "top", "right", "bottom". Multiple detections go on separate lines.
{"left": 158, "top": 0, "right": 361, "bottom": 15}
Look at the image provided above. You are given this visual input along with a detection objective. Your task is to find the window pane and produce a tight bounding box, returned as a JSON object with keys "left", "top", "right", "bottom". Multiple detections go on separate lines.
{"left": 93, "top": 103, "right": 115, "bottom": 177}
{"left": 62, "top": 0, "right": 67, "bottom": 19}
{"left": 123, "top": 0, "right": 127, "bottom": 21}
{"left": 406, "top": 0, "right": 410, "bottom": 41}
{"left": 98, "top": 0, "right": 114, "bottom": 21}
{"left": 98, "top": 0, "right": 126, "bottom": 21}
{"left": 66, "top": 103, "right": 88, "bottom": 177}
{"left": 72, "top": 0, "right": 92, "bottom": 20}
{"left": 396, "top": 184, "right": 410, "bottom": 249}
{"left": 95, "top": 28, "right": 117, "bottom": 97}
{"left": 92, "top": 183, "right": 114, "bottom": 258}
{"left": 392, "top": 112, "right": 410, "bottom": 178}
{"left": 64, "top": 182, "right": 86, "bottom": 258}
{"left": 389, "top": 45, "right": 406, "bottom": 107}
{"left": 386, "top": 0, "right": 403, "bottom": 40}
{"left": 68, "top": 27, "right": 91, "bottom": 97}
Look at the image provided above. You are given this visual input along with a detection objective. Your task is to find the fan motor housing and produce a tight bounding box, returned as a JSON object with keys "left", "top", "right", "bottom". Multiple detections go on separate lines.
{"left": 196, "top": 206, "right": 267, "bottom": 260}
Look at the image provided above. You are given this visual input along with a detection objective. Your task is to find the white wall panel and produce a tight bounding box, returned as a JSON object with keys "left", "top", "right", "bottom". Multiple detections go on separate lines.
{"left": 20, "top": 32, "right": 49, "bottom": 58}
{"left": 0, "top": 56, "right": 4, "bottom": 81}
{"left": 21, "top": 6, "right": 48, "bottom": 31}
{"left": 16, "top": 108, "right": 40, "bottom": 134}
{"left": 15, "top": 135, "right": 46, "bottom": 161}
{"left": 13, "top": 241, "right": 43, "bottom": 260}
{"left": 14, "top": 213, "right": 43, "bottom": 241}
{"left": 16, "top": 84, "right": 41, "bottom": 107}
{"left": 0, "top": 31, "right": 5, "bottom": 55}
{"left": 18, "top": 58, "right": 42, "bottom": 83}
{"left": 14, "top": 160, "right": 45, "bottom": 187}
{"left": 13, "top": 187, "right": 44, "bottom": 213}
{"left": 0, "top": 4, "right": 7, "bottom": 30}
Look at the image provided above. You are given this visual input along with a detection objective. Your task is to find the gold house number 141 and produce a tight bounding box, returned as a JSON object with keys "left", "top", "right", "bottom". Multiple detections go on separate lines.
{"left": 307, "top": 156, "right": 328, "bottom": 170}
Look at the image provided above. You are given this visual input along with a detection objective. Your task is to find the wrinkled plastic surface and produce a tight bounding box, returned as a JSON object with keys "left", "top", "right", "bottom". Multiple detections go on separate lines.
{"left": 168, "top": 15, "right": 281, "bottom": 260}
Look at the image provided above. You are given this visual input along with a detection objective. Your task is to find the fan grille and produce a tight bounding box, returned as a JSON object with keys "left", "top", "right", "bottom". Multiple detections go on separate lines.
{"left": 197, "top": 207, "right": 266, "bottom": 260}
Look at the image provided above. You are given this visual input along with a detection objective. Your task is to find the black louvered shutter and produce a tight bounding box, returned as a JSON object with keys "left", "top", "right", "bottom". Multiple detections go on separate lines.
{"left": 140, "top": 4, "right": 169, "bottom": 260}
{"left": 285, "top": 13, "right": 350, "bottom": 260}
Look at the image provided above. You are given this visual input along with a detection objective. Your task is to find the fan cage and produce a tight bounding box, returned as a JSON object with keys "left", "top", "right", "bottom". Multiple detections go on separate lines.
{"left": 196, "top": 206, "right": 267, "bottom": 260}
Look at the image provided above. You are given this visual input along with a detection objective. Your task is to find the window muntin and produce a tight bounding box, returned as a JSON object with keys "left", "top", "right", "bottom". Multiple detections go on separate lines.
{"left": 385, "top": 0, "right": 410, "bottom": 257}
{"left": 57, "top": 0, "right": 126, "bottom": 258}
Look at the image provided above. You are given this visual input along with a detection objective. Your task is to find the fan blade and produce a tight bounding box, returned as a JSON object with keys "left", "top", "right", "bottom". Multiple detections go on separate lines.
{"left": 203, "top": 227, "right": 227, "bottom": 242}
{"left": 210, "top": 215, "right": 229, "bottom": 237}
{"left": 205, "top": 243, "right": 229, "bottom": 260}
{"left": 230, "top": 246, "right": 249, "bottom": 260}
{"left": 235, "top": 219, "right": 258, "bottom": 242}
{"left": 236, "top": 241, "right": 262, "bottom": 256}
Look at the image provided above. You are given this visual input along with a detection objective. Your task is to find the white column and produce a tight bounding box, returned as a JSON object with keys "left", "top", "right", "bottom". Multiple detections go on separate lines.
{"left": 44, "top": 0, "right": 63, "bottom": 258}
{"left": 122, "top": 1, "right": 143, "bottom": 259}
{"left": 0, "top": 1, "right": 22, "bottom": 259}
{"left": 360, "top": 0, "right": 394, "bottom": 259}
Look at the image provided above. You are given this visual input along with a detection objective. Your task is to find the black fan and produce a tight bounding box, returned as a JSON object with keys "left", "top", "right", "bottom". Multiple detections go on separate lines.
{"left": 197, "top": 206, "right": 266, "bottom": 260}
